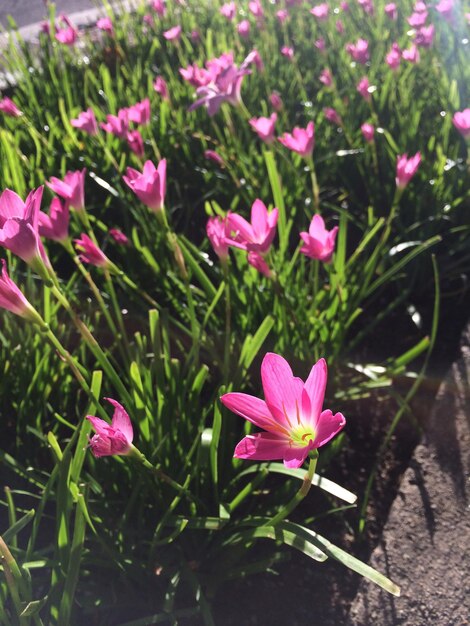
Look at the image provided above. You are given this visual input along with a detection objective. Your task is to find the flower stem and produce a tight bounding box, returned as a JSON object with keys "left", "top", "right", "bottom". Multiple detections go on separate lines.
{"left": 266, "top": 450, "right": 319, "bottom": 527}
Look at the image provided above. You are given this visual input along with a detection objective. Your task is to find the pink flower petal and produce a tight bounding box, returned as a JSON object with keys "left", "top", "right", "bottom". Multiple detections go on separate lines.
{"left": 261, "top": 353, "right": 304, "bottom": 424}
{"left": 303, "top": 358, "right": 327, "bottom": 424}
{"left": 106, "top": 398, "right": 133, "bottom": 443}
{"left": 283, "top": 443, "right": 313, "bottom": 468}
{"left": 313, "top": 409, "right": 346, "bottom": 447}
{"left": 220, "top": 392, "right": 283, "bottom": 433}
{"left": 234, "top": 432, "right": 290, "bottom": 461}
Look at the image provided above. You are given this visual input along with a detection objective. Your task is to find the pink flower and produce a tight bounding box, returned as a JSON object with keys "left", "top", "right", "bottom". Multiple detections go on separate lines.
{"left": 204, "top": 150, "right": 224, "bottom": 165}
{"left": 452, "top": 109, "right": 470, "bottom": 138}
{"left": 109, "top": 228, "right": 129, "bottom": 245}
{"left": 71, "top": 108, "right": 98, "bottom": 135}
{"left": 100, "top": 110, "right": 129, "bottom": 138}
{"left": 357, "top": 77, "right": 371, "bottom": 102}
{"left": 402, "top": 44, "right": 420, "bottom": 64}
{"left": 249, "top": 113, "right": 277, "bottom": 144}
{"left": 188, "top": 53, "right": 251, "bottom": 117}
{"left": 414, "top": 1, "right": 428, "bottom": 13}
{"left": 96, "top": 17, "right": 113, "bottom": 33}
{"left": 310, "top": 3, "right": 329, "bottom": 20}
{"left": 346, "top": 39, "right": 369, "bottom": 64}
{"left": 324, "top": 107, "right": 342, "bottom": 126}
{"left": 86, "top": 398, "right": 134, "bottom": 458}
{"left": 206, "top": 216, "right": 230, "bottom": 261}
{"left": 415, "top": 24, "right": 434, "bottom": 47}
{"left": 385, "top": 3, "right": 397, "bottom": 19}
{"left": 341, "top": 1, "right": 350, "bottom": 10}
{"left": 358, "top": 0, "right": 374, "bottom": 15}
{"left": 314, "top": 38, "right": 326, "bottom": 52}
{"left": 244, "top": 49, "right": 264, "bottom": 72}
{"left": 179, "top": 63, "right": 211, "bottom": 88}
{"left": 154, "top": 76, "right": 169, "bottom": 100}
{"left": 123, "top": 159, "right": 167, "bottom": 212}
{"left": 435, "top": 0, "right": 454, "bottom": 21}
{"left": 126, "top": 130, "right": 145, "bottom": 158}
{"left": 361, "top": 122, "right": 375, "bottom": 143}
{"left": 281, "top": 46, "right": 294, "bottom": 60}
{"left": 278, "top": 121, "right": 315, "bottom": 158}
{"left": 55, "top": 16, "right": 78, "bottom": 45}
{"left": 47, "top": 169, "right": 86, "bottom": 212}
{"left": 237, "top": 20, "right": 251, "bottom": 37}
{"left": 152, "top": 0, "right": 166, "bottom": 16}
{"left": 247, "top": 251, "right": 272, "bottom": 277}
{"left": 228, "top": 199, "right": 278, "bottom": 254}
{"left": 386, "top": 43, "right": 401, "bottom": 70}
{"left": 248, "top": 0, "right": 264, "bottom": 19}
{"left": 75, "top": 234, "right": 110, "bottom": 267}
{"left": 164, "top": 25, "right": 182, "bottom": 41}
{"left": 221, "top": 353, "right": 346, "bottom": 468}
{"left": 269, "top": 91, "right": 283, "bottom": 111}
{"left": 0, "top": 97, "right": 22, "bottom": 117}
{"left": 319, "top": 69, "right": 333, "bottom": 87}
{"left": 276, "top": 9, "right": 289, "bottom": 23}
{"left": 0, "top": 187, "right": 50, "bottom": 267}
{"left": 38, "top": 197, "right": 70, "bottom": 242}
{"left": 220, "top": 2, "right": 236, "bottom": 19}
{"left": 336, "top": 19, "right": 345, "bottom": 33}
{"left": 0, "top": 259, "right": 39, "bottom": 321}
{"left": 127, "top": 99, "right": 151, "bottom": 125}
{"left": 300, "top": 214, "right": 338, "bottom": 263}
{"left": 396, "top": 152, "right": 421, "bottom": 189}
{"left": 407, "top": 11, "right": 428, "bottom": 27}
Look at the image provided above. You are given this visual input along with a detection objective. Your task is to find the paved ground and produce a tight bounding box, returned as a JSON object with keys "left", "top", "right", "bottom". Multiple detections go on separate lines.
{"left": 0, "top": 0, "right": 95, "bottom": 29}
{"left": 348, "top": 325, "right": 470, "bottom": 626}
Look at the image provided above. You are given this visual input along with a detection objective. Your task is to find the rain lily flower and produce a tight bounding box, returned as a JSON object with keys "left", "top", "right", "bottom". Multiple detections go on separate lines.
{"left": 206, "top": 216, "right": 230, "bottom": 261}
{"left": 0, "top": 260, "right": 41, "bottom": 322}
{"left": 204, "top": 150, "right": 224, "bottom": 165}
{"left": 346, "top": 39, "right": 369, "bottom": 64}
{"left": 278, "top": 121, "right": 315, "bottom": 158}
{"left": 126, "top": 130, "right": 145, "bottom": 158}
{"left": 75, "top": 234, "right": 110, "bottom": 267}
{"left": 55, "top": 15, "right": 78, "bottom": 45}
{"left": 220, "top": 353, "right": 346, "bottom": 468}
{"left": 87, "top": 398, "right": 134, "bottom": 458}
{"left": 276, "top": 9, "right": 289, "bottom": 23}
{"left": 164, "top": 25, "right": 182, "bottom": 41}
{"left": 310, "top": 3, "right": 329, "bottom": 20}
{"left": 435, "top": 0, "right": 454, "bottom": 21}
{"left": 109, "top": 228, "right": 129, "bottom": 245}
{"left": 341, "top": 1, "right": 350, "bottom": 10}
{"left": 38, "top": 197, "right": 70, "bottom": 242}
{"left": 361, "top": 122, "right": 375, "bottom": 143}
{"left": 386, "top": 43, "right": 401, "bottom": 70}
{"left": 415, "top": 24, "right": 434, "bottom": 48}
{"left": 249, "top": 113, "right": 277, "bottom": 144}
{"left": 179, "top": 63, "right": 211, "bottom": 88}
{"left": 396, "top": 152, "right": 421, "bottom": 189}
{"left": 300, "top": 214, "right": 338, "bottom": 263}
{"left": 402, "top": 44, "right": 420, "bottom": 64}
{"left": 71, "top": 108, "right": 98, "bottom": 135}
{"left": 154, "top": 76, "right": 169, "bottom": 100}
{"left": 220, "top": 2, "right": 236, "bottom": 19}
{"left": 358, "top": 0, "right": 374, "bottom": 15}
{"left": 314, "top": 38, "right": 326, "bottom": 52}
{"left": 47, "top": 169, "right": 86, "bottom": 212}
{"left": 407, "top": 11, "right": 428, "bottom": 27}
{"left": 0, "top": 97, "right": 22, "bottom": 117}
{"left": 357, "top": 77, "right": 371, "bottom": 102}
{"left": 237, "top": 20, "right": 251, "bottom": 37}
{"left": 101, "top": 110, "right": 129, "bottom": 138}
{"left": 336, "top": 19, "right": 345, "bottom": 34}
{"left": 385, "top": 3, "right": 397, "bottom": 19}
{"left": 414, "top": 1, "right": 428, "bottom": 12}
{"left": 324, "top": 107, "right": 342, "bottom": 126}
{"left": 0, "top": 187, "right": 50, "bottom": 273}
{"left": 452, "top": 109, "right": 470, "bottom": 138}
{"left": 127, "top": 99, "right": 151, "bottom": 125}
{"left": 228, "top": 199, "right": 278, "bottom": 254}
{"left": 248, "top": 0, "right": 264, "bottom": 19}
{"left": 188, "top": 53, "right": 251, "bottom": 116}
{"left": 152, "top": 0, "right": 166, "bottom": 16}
{"left": 319, "top": 69, "right": 333, "bottom": 87}
{"left": 123, "top": 159, "right": 167, "bottom": 212}
{"left": 244, "top": 49, "right": 264, "bottom": 72}
{"left": 281, "top": 46, "right": 294, "bottom": 60}
{"left": 96, "top": 17, "right": 113, "bottom": 33}
{"left": 269, "top": 91, "right": 283, "bottom": 111}
{"left": 248, "top": 251, "right": 272, "bottom": 278}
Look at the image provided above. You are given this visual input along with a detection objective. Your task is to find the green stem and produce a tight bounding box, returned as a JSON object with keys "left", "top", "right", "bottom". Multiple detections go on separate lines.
{"left": 307, "top": 157, "right": 320, "bottom": 212}
{"left": 266, "top": 450, "right": 318, "bottom": 527}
